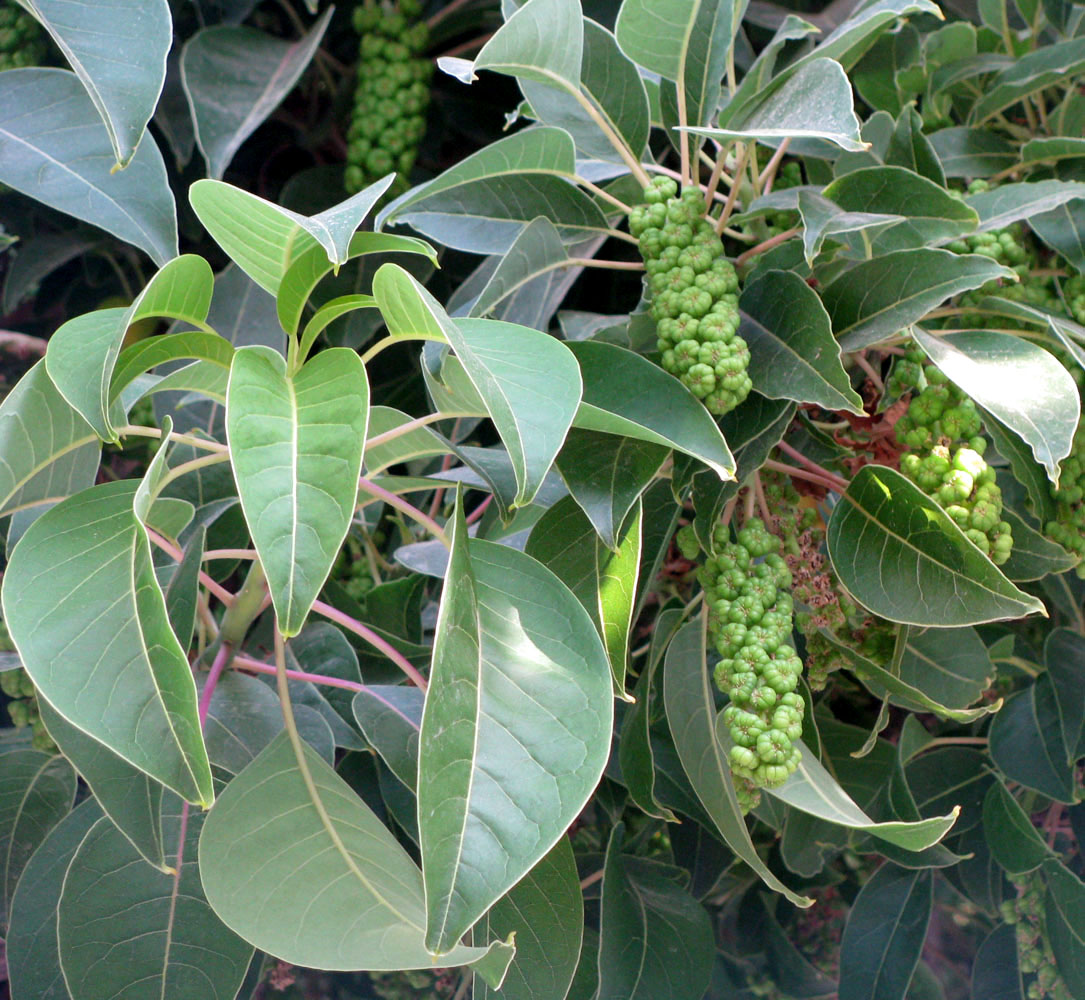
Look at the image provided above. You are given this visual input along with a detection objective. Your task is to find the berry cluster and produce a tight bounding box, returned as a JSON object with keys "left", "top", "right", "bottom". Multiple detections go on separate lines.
{"left": 1045, "top": 418, "right": 1085, "bottom": 575}
{"left": 1064, "top": 274, "right": 1085, "bottom": 326}
{"left": 699, "top": 518, "right": 805, "bottom": 811}
{"left": 893, "top": 351, "right": 1013, "bottom": 564}
{"left": 629, "top": 176, "right": 752, "bottom": 416}
{"left": 332, "top": 533, "right": 377, "bottom": 602}
{"left": 0, "top": 1, "right": 46, "bottom": 71}
{"left": 1001, "top": 872, "right": 1074, "bottom": 1000}
{"left": 345, "top": 0, "right": 432, "bottom": 196}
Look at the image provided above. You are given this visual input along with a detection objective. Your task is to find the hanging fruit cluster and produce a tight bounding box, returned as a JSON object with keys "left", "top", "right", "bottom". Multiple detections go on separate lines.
{"left": 0, "top": 1, "right": 47, "bottom": 71}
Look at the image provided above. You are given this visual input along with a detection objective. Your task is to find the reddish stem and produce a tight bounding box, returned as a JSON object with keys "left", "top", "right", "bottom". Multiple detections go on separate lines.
{"left": 198, "top": 641, "right": 234, "bottom": 727}
{"left": 233, "top": 653, "right": 369, "bottom": 694}
{"left": 465, "top": 494, "right": 492, "bottom": 525}
{"left": 775, "top": 441, "right": 850, "bottom": 492}
{"left": 312, "top": 599, "right": 428, "bottom": 691}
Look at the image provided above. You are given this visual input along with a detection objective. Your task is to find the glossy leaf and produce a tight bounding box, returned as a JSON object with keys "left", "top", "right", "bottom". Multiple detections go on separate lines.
{"left": 662, "top": 618, "right": 811, "bottom": 906}
{"left": 1044, "top": 628, "right": 1085, "bottom": 763}
{"left": 838, "top": 864, "right": 933, "bottom": 1000}
{"left": 182, "top": 13, "right": 332, "bottom": 179}
{"left": 0, "top": 69, "right": 178, "bottom": 264}
{"left": 418, "top": 502, "right": 612, "bottom": 953}
{"left": 226, "top": 345, "right": 369, "bottom": 636}
{"left": 2, "top": 480, "right": 214, "bottom": 805}
{"left": 824, "top": 249, "right": 1012, "bottom": 350}
{"left": 198, "top": 731, "right": 514, "bottom": 975}
{"left": 1000, "top": 507, "right": 1078, "bottom": 582}
{"left": 740, "top": 269, "right": 864, "bottom": 414}
{"left": 566, "top": 340, "right": 734, "bottom": 481}
{"left": 597, "top": 825, "right": 715, "bottom": 1000}
{"left": 5, "top": 797, "right": 102, "bottom": 1000}
{"left": 474, "top": 836, "right": 583, "bottom": 1000}
{"left": 0, "top": 360, "right": 100, "bottom": 518}
{"left": 982, "top": 782, "right": 1053, "bottom": 876}
{"left": 913, "top": 328, "right": 1078, "bottom": 483}
{"left": 826, "top": 465, "right": 1045, "bottom": 626}
{"left": 37, "top": 698, "right": 166, "bottom": 870}
{"left": 0, "top": 749, "right": 76, "bottom": 931}
{"left": 57, "top": 805, "right": 253, "bottom": 1000}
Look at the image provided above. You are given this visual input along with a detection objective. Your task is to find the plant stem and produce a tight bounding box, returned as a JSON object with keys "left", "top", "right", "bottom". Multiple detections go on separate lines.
{"left": 735, "top": 227, "right": 801, "bottom": 266}
{"left": 703, "top": 144, "right": 732, "bottom": 212}
{"left": 568, "top": 89, "right": 650, "bottom": 187}
{"left": 575, "top": 176, "right": 632, "bottom": 214}
{"left": 715, "top": 144, "right": 750, "bottom": 236}
{"left": 358, "top": 476, "right": 450, "bottom": 547}
{"left": 233, "top": 652, "right": 368, "bottom": 694}
{"left": 758, "top": 138, "right": 791, "bottom": 193}
{"left": 118, "top": 425, "right": 229, "bottom": 453}
{"left": 359, "top": 332, "right": 446, "bottom": 366}
{"left": 465, "top": 494, "right": 492, "bottom": 525}
{"left": 220, "top": 561, "right": 268, "bottom": 646}
{"left": 145, "top": 529, "right": 235, "bottom": 606}
{"left": 580, "top": 868, "right": 604, "bottom": 890}
{"left": 202, "top": 548, "right": 258, "bottom": 561}
{"left": 566, "top": 257, "right": 644, "bottom": 271}
{"left": 312, "top": 599, "right": 429, "bottom": 690}
{"left": 150, "top": 451, "right": 231, "bottom": 504}
{"left": 775, "top": 441, "right": 850, "bottom": 491}
{"left": 762, "top": 458, "right": 849, "bottom": 494}
{"left": 197, "top": 641, "right": 235, "bottom": 726}
{"left": 364, "top": 411, "right": 466, "bottom": 453}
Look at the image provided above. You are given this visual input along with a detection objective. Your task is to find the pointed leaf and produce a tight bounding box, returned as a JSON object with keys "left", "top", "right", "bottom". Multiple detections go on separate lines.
{"left": 969, "top": 38, "right": 1085, "bottom": 124}
{"left": 226, "top": 346, "right": 368, "bottom": 636}
{"left": 110, "top": 331, "right": 234, "bottom": 405}
{"left": 0, "top": 68, "right": 178, "bottom": 265}
{"left": 966, "top": 179, "right": 1085, "bottom": 234}
{"left": 1030, "top": 198, "right": 1085, "bottom": 278}
{"left": 20, "top": 0, "right": 171, "bottom": 167}
{"left": 58, "top": 805, "right": 253, "bottom": 1000}
{"left": 662, "top": 618, "right": 811, "bottom": 906}
{"left": 1, "top": 480, "right": 214, "bottom": 805}
{"left": 913, "top": 328, "right": 1079, "bottom": 483}
{"left": 826, "top": 464, "right": 1045, "bottom": 626}
{"left": 182, "top": 13, "right": 332, "bottom": 179}
{"left": 198, "top": 731, "right": 514, "bottom": 976}
{"left": 740, "top": 269, "right": 865, "bottom": 414}
{"left": 419, "top": 507, "right": 612, "bottom": 953}
{"left": 473, "top": 0, "right": 582, "bottom": 90}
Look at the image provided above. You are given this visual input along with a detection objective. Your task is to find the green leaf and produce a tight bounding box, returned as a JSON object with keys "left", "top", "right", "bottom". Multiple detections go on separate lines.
{"left": 566, "top": 340, "right": 735, "bottom": 481}
{"left": 1044, "top": 628, "right": 1085, "bottom": 764}
{"left": 1021, "top": 136, "right": 1085, "bottom": 166}
{"left": 751, "top": 740, "right": 957, "bottom": 851}
{"left": 111, "top": 330, "right": 234, "bottom": 406}
{"left": 374, "top": 265, "right": 581, "bottom": 508}
{"left": 897, "top": 626, "right": 995, "bottom": 712}
{"left": 823, "top": 249, "right": 1013, "bottom": 351}
{"left": 838, "top": 864, "right": 933, "bottom": 1000}
{"left": 0, "top": 68, "right": 178, "bottom": 265}
{"left": 826, "top": 464, "right": 1046, "bottom": 626}
{"left": 740, "top": 270, "right": 865, "bottom": 414}
{"left": 58, "top": 804, "right": 253, "bottom": 1000}
{"left": 190, "top": 176, "right": 395, "bottom": 296}
{"left": 525, "top": 495, "right": 642, "bottom": 693}
{"left": 984, "top": 411, "right": 1057, "bottom": 527}
{"left": 554, "top": 429, "right": 667, "bottom": 550}
{"left": 913, "top": 328, "right": 1079, "bottom": 483}
{"left": 928, "top": 127, "right": 1018, "bottom": 178}
{"left": 795, "top": 189, "right": 902, "bottom": 264}
{"left": 198, "top": 731, "right": 514, "bottom": 976}
{"left": 0, "top": 360, "right": 100, "bottom": 518}
{"left": 419, "top": 501, "right": 612, "bottom": 953}
{"left": 473, "top": 837, "right": 584, "bottom": 1000}
{"left": 2, "top": 480, "right": 214, "bottom": 805}
{"left": 0, "top": 749, "right": 76, "bottom": 931}
{"left": 364, "top": 406, "right": 450, "bottom": 475}
{"left": 181, "top": 13, "right": 332, "bottom": 179}
{"left": 966, "top": 179, "right": 1085, "bottom": 234}
{"left": 1031, "top": 197, "right": 1085, "bottom": 275}
{"left": 473, "top": 0, "right": 582, "bottom": 90}
{"left": 5, "top": 797, "right": 101, "bottom": 999}
{"left": 689, "top": 59, "right": 864, "bottom": 151}
{"left": 969, "top": 37, "right": 1085, "bottom": 124}
{"left": 885, "top": 107, "right": 945, "bottom": 187}
{"left": 352, "top": 684, "right": 424, "bottom": 791}
{"left": 37, "top": 698, "right": 167, "bottom": 871}
{"left": 989, "top": 679, "right": 1077, "bottom": 803}
{"left": 662, "top": 619, "right": 811, "bottom": 906}
{"left": 972, "top": 925, "right": 1024, "bottom": 1000}
{"left": 164, "top": 524, "right": 205, "bottom": 653}
{"left": 226, "top": 345, "right": 368, "bottom": 636}
{"left": 597, "top": 825, "right": 715, "bottom": 1000}
{"left": 378, "top": 127, "right": 608, "bottom": 254}
{"left": 1043, "top": 860, "right": 1085, "bottom": 999}
{"left": 1000, "top": 507, "right": 1078, "bottom": 582}
{"left": 822, "top": 166, "right": 977, "bottom": 252}
{"left": 20, "top": 0, "right": 171, "bottom": 168}
{"left": 981, "top": 782, "right": 1054, "bottom": 876}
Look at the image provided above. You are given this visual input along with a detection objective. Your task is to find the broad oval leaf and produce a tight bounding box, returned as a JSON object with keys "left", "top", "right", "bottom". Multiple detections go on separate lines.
{"left": 826, "top": 464, "right": 1045, "bottom": 626}
{"left": 928, "top": 127, "right": 1018, "bottom": 178}
{"left": 198, "top": 731, "right": 515, "bottom": 976}
{"left": 0, "top": 68, "right": 178, "bottom": 265}
{"left": 473, "top": 0, "right": 582, "bottom": 91}
{"left": 21, "top": 0, "right": 171, "bottom": 168}
{"left": 1, "top": 480, "right": 214, "bottom": 806}
{"left": 615, "top": 0, "right": 741, "bottom": 84}
{"left": 57, "top": 805, "right": 253, "bottom": 1000}
{"left": 419, "top": 502, "right": 613, "bottom": 953}
{"left": 913, "top": 328, "right": 1079, "bottom": 483}
{"left": 182, "top": 13, "right": 332, "bottom": 179}
{"left": 226, "top": 345, "right": 369, "bottom": 636}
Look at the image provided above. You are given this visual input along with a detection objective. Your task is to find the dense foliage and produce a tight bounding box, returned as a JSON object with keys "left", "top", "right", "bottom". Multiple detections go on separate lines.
{"left": 0, "top": 0, "right": 1084, "bottom": 998}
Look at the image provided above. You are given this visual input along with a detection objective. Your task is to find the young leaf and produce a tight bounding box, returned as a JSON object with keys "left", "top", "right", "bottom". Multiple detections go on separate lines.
{"left": 226, "top": 345, "right": 369, "bottom": 636}
{"left": 182, "top": 12, "right": 332, "bottom": 179}
{"left": 198, "top": 731, "right": 514, "bottom": 976}
{"left": 472, "top": 0, "right": 582, "bottom": 91}
{"left": 2, "top": 481, "right": 214, "bottom": 806}
{"left": 58, "top": 804, "right": 253, "bottom": 1000}
{"left": 473, "top": 837, "right": 584, "bottom": 1000}
{"left": 826, "top": 464, "right": 1046, "bottom": 626}
{"left": 0, "top": 69, "right": 178, "bottom": 265}
{"left": 19, "top": 0, "right": 171, "bottom": 168}
{"left": 418, "top": 500, "right": 612, "bottom": 954}
{"left": 740, "top": 269, "right": 865, "bottom": 414}
{"left": 838, "top": 864, "right": 933, "bottom": 1000}
{"left": 662, "top": 618, "right": 812, "bottom": 906}
{"left": 913, "top": 328, "right": 1079, "bottom": 483}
